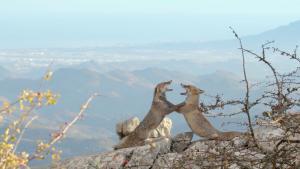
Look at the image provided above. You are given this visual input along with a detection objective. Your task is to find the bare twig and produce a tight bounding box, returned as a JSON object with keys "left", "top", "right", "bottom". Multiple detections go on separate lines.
{"left": 230, "top": 27, "right": 257, "bottom": 145}
{"left": 13, "top": 116, "right": 38, "bottom": 153}
{"left": 29, "top": 93, "right": 100, "bottom": 161}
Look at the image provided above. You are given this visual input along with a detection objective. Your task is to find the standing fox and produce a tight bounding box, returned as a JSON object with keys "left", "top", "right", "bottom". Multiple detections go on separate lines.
{"left": 177, "top": 83, "right": 243, "bottom": 140}
{"left": 114, "top": 80, "right": 177, "bottom": 149}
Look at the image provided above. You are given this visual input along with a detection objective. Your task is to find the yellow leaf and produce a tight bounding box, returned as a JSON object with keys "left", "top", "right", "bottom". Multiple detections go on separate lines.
{"left": 10, "top": 136, "right": 16, "bottom": 142}
{"left": 2, "top": 100, "right": 10, "bottom": 109}
{"left": 19, "top": 100, "right": 24, "bottom": 110}
{"left": 51, "top": 152, "right": 61, "bottom": 161}
{"left": 44, "top": 71, "right": 53, "bottom": 81}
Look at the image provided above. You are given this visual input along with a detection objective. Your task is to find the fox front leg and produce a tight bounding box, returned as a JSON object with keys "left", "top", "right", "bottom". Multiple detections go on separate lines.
{"left": 174, "top": 102, "right": 185, "bottom": 113}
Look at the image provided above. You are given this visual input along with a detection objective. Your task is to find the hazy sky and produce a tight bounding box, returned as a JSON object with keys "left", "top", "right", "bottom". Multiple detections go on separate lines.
{"left": 1, "top": 0, "right": 300, "bottom": 48}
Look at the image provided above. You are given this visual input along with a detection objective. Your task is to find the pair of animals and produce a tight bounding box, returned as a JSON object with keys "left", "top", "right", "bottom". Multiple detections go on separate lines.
{"left": 114, "top": 80, "right": 243, "bottom": 149}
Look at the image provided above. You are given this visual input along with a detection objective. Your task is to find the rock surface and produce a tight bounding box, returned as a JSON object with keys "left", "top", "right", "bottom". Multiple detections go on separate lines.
{"left": 171, "top": 132, "right": 193, "bottom": 153}
{"left": 51, "top": 138, "right": 171, "bottom": 169}
{"left": 116, "top": 117, "right": 172, "bottom": 140}
{"left": 51, "top": 125, "right": 299, "bottom": 169}
{"left": 149, "top": 117, "right": 172, "bottom": 138}
{"left": 116, "top": 117, "right": 140, "bottom": 139}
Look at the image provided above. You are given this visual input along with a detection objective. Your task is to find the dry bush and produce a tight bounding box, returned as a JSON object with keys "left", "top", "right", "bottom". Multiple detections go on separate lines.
{"left": 171, "top": 29, "right": 300, "bottom": 169}
{"left": 0, "top": 67, "right": 98, "bottom": 168}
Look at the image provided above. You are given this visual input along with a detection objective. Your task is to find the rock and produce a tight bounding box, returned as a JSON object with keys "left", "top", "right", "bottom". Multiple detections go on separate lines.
{"left": 126, "top": 138, "right": 171, "bottom": 168}
{"left": 171, "top": 132, "right": 193, "bottom": 153}
{"left": 152, "top": 153, "right": 182, "bottom": 169}
{"left": 52, "top": 124, "right": 299, "bottom": 169}
{"left": 116, "top": 117, "right": 140, "bottom": 139}
{"left": 51, "top": 138, "right": 171, "bottom": 169}
{"left": 172, "top": 139, "right": 266, "bottom": 169}
{"left": 254, "top": 126, "right": 284, "bottom": 151}
{"left": 114, "top": 117, "right": 172, "bottom": 150}
{"left": 116, "top": 117, "right": 172, "bottom": 140}
{"left": 254, "top": 126, "right": 284, "bottom": 140}
{"left": 51, "top": 148, "right": 134, "bottom": 169}
{"left": 149, "top": 117, "right": 172, "bottom": 138}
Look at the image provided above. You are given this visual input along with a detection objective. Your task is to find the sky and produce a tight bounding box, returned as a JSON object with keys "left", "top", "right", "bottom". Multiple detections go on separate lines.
{"left": 1, "top": 0, "right": 300, "bottom": 49}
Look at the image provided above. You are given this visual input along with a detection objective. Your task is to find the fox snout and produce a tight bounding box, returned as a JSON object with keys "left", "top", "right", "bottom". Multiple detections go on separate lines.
{"left": 155, "top": 80, "right": 173, "bottom": 95}
{"left": 155, "top": 81, "right": 204, "bottom": 95}
{"left": 180, "top": 83, "right": 204, "bottom": 95}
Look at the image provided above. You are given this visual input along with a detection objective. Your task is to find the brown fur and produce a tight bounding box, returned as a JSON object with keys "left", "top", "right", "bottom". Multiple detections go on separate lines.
{"left": 177, "top": 84, "right": 243, "bottom": 141}
{"left": 114, "top": 80, "right": 178, "bottom": 149}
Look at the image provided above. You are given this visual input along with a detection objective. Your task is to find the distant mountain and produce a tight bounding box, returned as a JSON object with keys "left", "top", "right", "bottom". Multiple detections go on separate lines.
{"left": 132, "top": 67, "right": 196, "bottom": 84}
{"left": 196, "top": 70, "right": 243, "bottom": 98}
{"left": 138, "top": 20, "right": 300, "bottom": 51}
{"left": 247, "top": 20, "right": 300, "bottom": 49}
{"left": 74, "top": 57, "right": 281, "bottom": 80}
{"left": 73, "top": 60, "right": 107, "bottom": 73}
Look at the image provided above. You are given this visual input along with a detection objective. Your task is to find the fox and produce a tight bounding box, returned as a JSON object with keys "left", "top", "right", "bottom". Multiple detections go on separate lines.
{"left": 176, "top": 83, "right": 243, "bottom": 140}
{"left": 114, "top": 80, "right": 178, "bottom": 149}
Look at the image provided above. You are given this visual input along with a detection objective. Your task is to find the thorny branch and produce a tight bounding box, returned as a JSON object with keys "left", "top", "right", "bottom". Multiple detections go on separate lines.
{"left": 230, "top": 27, "right": 257, "bottom": 145}
{"left": 175, "top": 29, "right": 300, "bottom": 168}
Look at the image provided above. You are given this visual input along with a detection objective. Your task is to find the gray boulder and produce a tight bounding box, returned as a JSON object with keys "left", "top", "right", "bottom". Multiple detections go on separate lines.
{"left": 171, "top": 132, "right": 193, "bottom": 153}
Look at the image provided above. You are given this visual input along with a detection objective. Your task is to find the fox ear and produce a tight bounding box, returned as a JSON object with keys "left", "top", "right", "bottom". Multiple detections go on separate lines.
{"left": 165, "top": 80, "right": 172, "bottom": 84}
{"left": 154, "top": 86, "right": 159, "bottom": 95}
{"left": 181, "top": 83, "right": 188, "bottom": 88}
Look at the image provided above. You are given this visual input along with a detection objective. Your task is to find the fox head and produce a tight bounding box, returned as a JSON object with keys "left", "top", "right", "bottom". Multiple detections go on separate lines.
{"left": 180, "top": 83, "right": 204, "bottom": 96}
{"left": 154, "top": 80, "right": 173, "bottom": 97}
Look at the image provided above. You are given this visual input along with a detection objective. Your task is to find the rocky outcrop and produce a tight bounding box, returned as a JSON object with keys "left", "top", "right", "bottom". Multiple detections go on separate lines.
{"left": 51, "top": 125, "right": 300, "bottom": 169}
{"left": 149, "top": 117, "right": 172, "bottom": 138}
{"left": 51, "top": 138, "right": 172, "bottom": 169}
{"left": 116, "top": 117, "right": 172, "bottom": 139}
{"left": 171, "top": 132, "right": 193, "bottom": 153}
{"left": 116, "top": 117, "right": 140, "bottom": 139}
